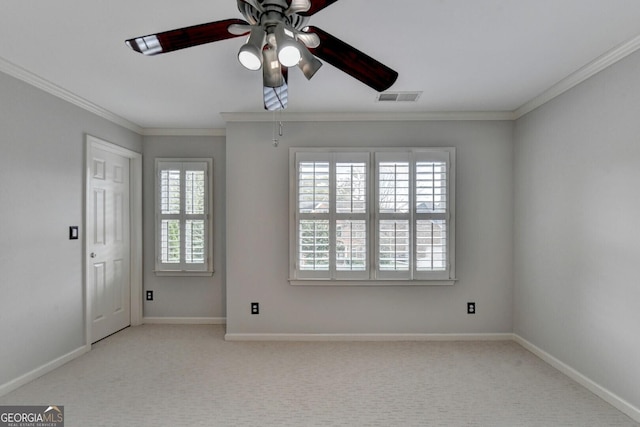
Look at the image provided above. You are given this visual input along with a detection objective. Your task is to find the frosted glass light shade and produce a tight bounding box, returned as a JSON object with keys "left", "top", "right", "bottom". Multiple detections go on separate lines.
{"left": 238, "top": 46, "right": 262, "bottom": 70}
{"left": 278, "top": 45, "right": 301, "bottom": 67}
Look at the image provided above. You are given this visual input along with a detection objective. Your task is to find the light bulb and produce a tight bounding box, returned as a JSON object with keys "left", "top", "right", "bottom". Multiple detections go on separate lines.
{"left": 278, "top": 45, "right": 301, "bottom": 67}
{"left": 238, "top": 47, "right": 262, "bottom": 70}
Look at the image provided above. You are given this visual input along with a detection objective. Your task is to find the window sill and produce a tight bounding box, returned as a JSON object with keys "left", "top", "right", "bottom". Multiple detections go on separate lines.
{"left": 154, "top": 270, "right": 214, "bottom": 277}
{"left": 289, "top": 278, "right": 457, "bottom": 287}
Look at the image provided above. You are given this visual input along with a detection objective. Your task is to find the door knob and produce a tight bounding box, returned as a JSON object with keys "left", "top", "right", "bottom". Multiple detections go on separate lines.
{"left": 90, "top": 252, "right": 97, "bottom": 258}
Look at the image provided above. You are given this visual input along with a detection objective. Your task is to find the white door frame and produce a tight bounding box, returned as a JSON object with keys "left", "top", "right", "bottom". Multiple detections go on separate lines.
{"left": 85, "top": 134, "right": 143, "bottom": 350}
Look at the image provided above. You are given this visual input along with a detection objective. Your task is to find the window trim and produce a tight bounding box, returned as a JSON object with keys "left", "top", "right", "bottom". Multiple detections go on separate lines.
{"left": 155, "top": 158, "right": 214, "bottom": 276}
{"left": 289, "top": 147, "right": 456, "bottom": 286}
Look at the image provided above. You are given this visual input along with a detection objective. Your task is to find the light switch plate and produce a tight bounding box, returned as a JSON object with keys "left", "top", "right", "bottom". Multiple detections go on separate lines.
{"left": 69, "top": 226, "right": 79, "bottom": 240}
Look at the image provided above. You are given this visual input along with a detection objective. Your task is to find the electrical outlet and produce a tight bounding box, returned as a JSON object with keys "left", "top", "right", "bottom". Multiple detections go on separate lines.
{"left": 467, "top": 302, "right": 476, "bottom": 314}
{"left": 251, "top": 302, "right": 259, "bottom": 315}
{"left": 146, "top": 290, "right": 154, "bottom": 301}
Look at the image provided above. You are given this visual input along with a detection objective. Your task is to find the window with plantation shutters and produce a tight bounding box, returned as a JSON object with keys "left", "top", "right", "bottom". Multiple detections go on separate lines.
{"left": 290, "top": 148, "right": 455, "bottom": 284}
{"left": 295, "top": 152, "right": 369, "bottom": 280}
{"left": 155, "top": 159, "right": 213, "bottom": 275}
{"left": 375, "top": 150, "right": 452, "bottom": 280}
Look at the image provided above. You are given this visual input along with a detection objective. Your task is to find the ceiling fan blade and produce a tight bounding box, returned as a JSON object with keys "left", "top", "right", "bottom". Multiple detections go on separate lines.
{"left": 298, "top": 0, "right": 340, "bottom": 16}
{"left": 303, "top": 26, "right": 398, "bottom": 92}
{"left": 125, "top": 18, "right": 250, "bottom": 55}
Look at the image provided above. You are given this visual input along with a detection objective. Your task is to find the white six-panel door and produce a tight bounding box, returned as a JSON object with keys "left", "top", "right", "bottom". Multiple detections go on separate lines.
{"left": 88, "top": 146, "right": 131, "bottom": 343}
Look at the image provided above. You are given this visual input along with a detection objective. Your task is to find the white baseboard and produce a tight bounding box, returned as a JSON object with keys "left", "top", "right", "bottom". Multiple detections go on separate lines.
{"left": 0, "top": 346, "right": 87, "bottom": 397}
{"left": 143, "top": 317, "right": 226, "bottom": 325}
{"left": 513, "top": 334, "right": 640, "bottom": 423}
{"left": 224, "top": 332, "right": 513, "bottom": 342}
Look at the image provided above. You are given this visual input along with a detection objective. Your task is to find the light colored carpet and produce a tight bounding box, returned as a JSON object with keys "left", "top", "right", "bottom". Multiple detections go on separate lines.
{"left": 0, "top": 325, "right": 637, "bottom": 426}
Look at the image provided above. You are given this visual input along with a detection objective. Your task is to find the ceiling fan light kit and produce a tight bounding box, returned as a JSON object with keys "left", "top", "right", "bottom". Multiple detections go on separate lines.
{"left": 237, "top": 26, "right": 265, "bottom": 70}
{"left": 125, "top": 0, "right": 398, "bottom": 110}
{"left": 297, "top": 41, "right": 322, "bottom": 80}
{"left": 273, "top": 22, "right": 302, "bottom": 67}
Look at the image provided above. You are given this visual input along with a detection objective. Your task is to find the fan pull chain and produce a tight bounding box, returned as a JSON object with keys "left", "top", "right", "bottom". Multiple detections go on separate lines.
{"left": 272, "top": 110, "right": 278, "bottom": 147}
{"left": 272, "top": 109, "right": 284, "bottom": 147}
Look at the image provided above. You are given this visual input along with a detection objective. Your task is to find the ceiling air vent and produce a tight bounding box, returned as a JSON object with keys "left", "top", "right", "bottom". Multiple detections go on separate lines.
{"left": 376, "top": 91, "right": 422, "bottom": 103}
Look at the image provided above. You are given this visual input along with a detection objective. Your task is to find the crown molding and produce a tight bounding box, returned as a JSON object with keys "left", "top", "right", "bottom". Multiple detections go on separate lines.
{"left": 142, "top": 128, "right": 226, "bottom": 137}
{"left": 221, "top": 111, "right": 515, "bottom": 123}
{"left": 0, "top": 56, "right": 143, "bottom": 134}
{"left": 514, "top": 33, "right": 640, "bottom": 119}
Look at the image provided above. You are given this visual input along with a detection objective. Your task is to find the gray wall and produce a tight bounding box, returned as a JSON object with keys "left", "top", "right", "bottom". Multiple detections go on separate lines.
{"left": 225, "top": 120, "right": 514, "bottom": 334}
{"left": 142, "top": 136, "right": 226, "bottom": 319}
{"left": 0, "top": 71, "right": 141, "bottom": 386}
{"left": 513, "top": 51, "right": 640, "bottom": 409}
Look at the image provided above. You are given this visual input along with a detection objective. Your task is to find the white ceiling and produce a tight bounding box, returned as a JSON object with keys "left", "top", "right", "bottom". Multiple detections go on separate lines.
{"left": 2, "top": 0, "right": 640, "bottom": 130}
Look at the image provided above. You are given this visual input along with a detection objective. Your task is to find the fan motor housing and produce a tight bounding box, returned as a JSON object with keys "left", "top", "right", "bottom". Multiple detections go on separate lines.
{"left": 238, "top": 0, "right": 309, "bottom": 31}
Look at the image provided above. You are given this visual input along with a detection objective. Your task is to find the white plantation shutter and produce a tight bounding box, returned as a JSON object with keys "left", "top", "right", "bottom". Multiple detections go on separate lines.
{"left": 159, "top": 163, "right": 182, "bottom": 264}
{"left": 291, "top": 148, "right": 455, "bottom": 283}
{"left": 378, "top": 219, "right": 410, "bottom": 272}
{"left": 297, "top": 156, "right": 330, "bottom": 276}
{"left": 334, "top": 154, "right": 369, "bottom": 279}
{"left": 294, "top": 152, "right": 369, "bottom": 279}
{"left": 375, "top": 150, "right": 453, "bottom": 280}
{"left": 156, "top": 159, "right": 212, "bottom": 274}
{"left": 184, "top": 169, "right": 206, "bottom": 264}
{"left": 376, "top": 153, "right": 412, "bottom": 279}
{"left": 413, "top": 151, "right": 451, "bottom": 279}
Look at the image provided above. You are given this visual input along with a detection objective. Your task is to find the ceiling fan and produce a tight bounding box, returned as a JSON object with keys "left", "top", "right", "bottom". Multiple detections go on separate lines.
{"left": 125, "top": 0, "right": 398, "bottom": 110}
